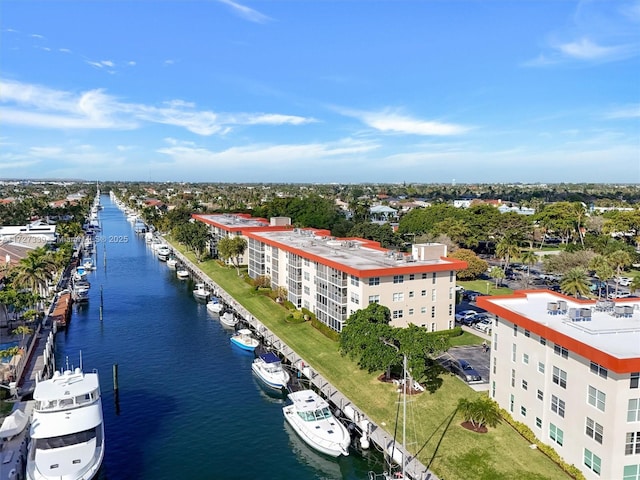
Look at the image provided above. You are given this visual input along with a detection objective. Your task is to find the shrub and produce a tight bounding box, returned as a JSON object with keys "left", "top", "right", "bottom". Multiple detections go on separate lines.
{"left": 310, "top": 318, "right": 340, "bottom": 342}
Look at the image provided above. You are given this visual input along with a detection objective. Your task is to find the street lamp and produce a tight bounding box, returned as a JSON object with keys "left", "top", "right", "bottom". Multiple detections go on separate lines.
{"left": 486, "top": 282, "right": 490, "bottom": 294}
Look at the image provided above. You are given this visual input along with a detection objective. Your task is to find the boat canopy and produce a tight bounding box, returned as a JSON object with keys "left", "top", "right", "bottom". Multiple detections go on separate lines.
{"left": 259, "top": 352, "right": 281, "bottom": 364}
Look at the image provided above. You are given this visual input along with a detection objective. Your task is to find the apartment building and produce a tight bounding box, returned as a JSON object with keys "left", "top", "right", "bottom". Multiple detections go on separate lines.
{"left": 245, "top": 228, "right": 466, "bottom": 332}
{"left": 477, "top": 291, "right": 640, "bottom": 480}
{"left": 193, "top": 213, "right": 467, "bottom": 332}
{"left": 193, "top": 213, "right": 291, "bottom": 263}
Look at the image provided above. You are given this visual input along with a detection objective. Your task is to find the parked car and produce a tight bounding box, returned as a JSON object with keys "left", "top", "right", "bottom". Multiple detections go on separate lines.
{"left": 474, "top": 319, "right": 492, "bottom": 334}
{"left": 617, "top": 277, "right": 632, "bottom": 287}
{"left": 472, "top": 313, "right": 492, "bottom": 324}
{"left": 609, "top": 291, "right": 631, "bottom": 299}
{"left": 463, "top": 291, "right": 484, "bottom": 302}
{"left": 449, "top": 359, "right": 482, "bottom": 383}
{"left": 455, "top": 309, "right": 478, "bottom": 324}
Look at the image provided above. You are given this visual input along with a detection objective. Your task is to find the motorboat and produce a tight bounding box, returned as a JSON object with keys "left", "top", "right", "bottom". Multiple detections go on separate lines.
{"left": 73, "top": 266, "right": 88, "bottom": 282}
{"left": 230, "top": 328, "right": 259, "bottom": 352}
{"left": 166, "top": 257, "right": 178, "bottom": 269}
{"left": 176, "top": 269, "right": 189, "bottom": 280}
{"left": 82, "top": 258, "right": 96, "bottom": 271}
{"left": 282, "top": 389, "right": 350, "bottom": 458}
{"left": 219, "top": 310, "right": 238, "bottom": 328}
{"left": 206, "top": 297, "right": 223, "bottom": 315}
{"left": 71, "top": 280, "right": 91, "bottom": 303}
{"left": 193, "top": 283, "right": 210, "bottom": 302}
{"left": 157, "top": 245, "right": 171, "bottom": 261}
{"left": 27, "top": 365, "right": 105, "bottom": 480}
{"left": 252, "top": 352, "right": 290, "bottom": 390}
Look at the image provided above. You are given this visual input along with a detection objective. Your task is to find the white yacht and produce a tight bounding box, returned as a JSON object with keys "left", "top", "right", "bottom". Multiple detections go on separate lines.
{"left": 283, "top": 390, "right": 350, "bottom": 458}
{"left": 27, "top": 367, "right": 105, "bottom": 480}
{"left": 252, "top": 352, "right": 290, "bottom": 390}
{"left": 192, "top": 283, "right": 210, "bottom": 302}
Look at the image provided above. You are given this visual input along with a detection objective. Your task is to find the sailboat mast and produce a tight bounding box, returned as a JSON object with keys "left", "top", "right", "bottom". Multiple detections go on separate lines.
{"left": 402, "top": 353, "right": 407, "bottom": 479}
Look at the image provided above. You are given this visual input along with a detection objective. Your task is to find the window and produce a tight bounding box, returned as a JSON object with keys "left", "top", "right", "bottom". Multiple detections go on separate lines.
{"left": 409, "top": 291, "right": 415, "bottom": 298}
{"left": 509, "top": 394, "right": 514, "bottom": 413}
{"left": 304, "top": 271, "right": 310, "bottom": 281}
{"left": 522, "top": 379, "right": 528, "bottom": 390}
{"left": 554, "top": 344, "right": 569, "bottom": 359}
{"left": 449, "top": 271, "right": 454, "bottom": 282}
{"left": 491, "top": 381, "right": 496, "bottom": 398}
{"left": 392, "top": 310, "right": 404, "bottom": 319}
{"left": 632, "top": 372, "right": 639, "bottom": 389}
{"left": 368, "top": 295, "right": 380, "bottom": 304}
{"left": 369, "top": 277, "right": 380, "bottom": 286}
{"left": 535, "top": 417, "right": 542, "bottom": 429}
{"left": 350, "top": 292, "right": 360, "bottom": 304}
{"left": 523, "top": 353, "right": 529, "bottom": 365}
{"left": 588, "top": 386, "right": 606, "bottom": 412}
{"left": 623, "top": 465, "right": 640, "bottom": 480}
{"left": 350, "top": 275, "right": 359, "bottom": 286}
{"left": 430, "top": 322, "right": 436, "bottom": 332}
{"left": 626, "top": 432, "right": 640, "bottom": 455}
{"left": 521, "top": 406, "right": 527, "bottom": 417}
{"left": 408, "top": 308, "right": 414, "bottom": 315}
{"left": 586, "top": 417, "right": 603, "bottom": 444}
{"left": 551, "top": 395, "right": 565, "bottom": 418}
{"left": 590, "top": 361, "right": 608, "bottom": 379}
{"left": 409, "top": 274, "right": 415, "bottom": 281}
{"left": 513, "top": 324, "right": 518, "bottom": 337}
{"left": 524, "top": 329, "right": 530, "bottom": 338}
{"left": 392, "top": 292, "right": 404, "bottom": 302}
{"left": 421, "top": 307, "right": 426, "bottom": 314}
{"left": 431, "top": 306, "right": 435, "bottom": 318}
{"left": 540, "top": 337, "right": 547, "bottom": 346}
{"left": 493, "top": 357, "right": 497, "bottom": 375}
{"left": 512, "top": 344, "right": 517, "bottom": 362}
{"left": 448, "top": 304, "right": 453, "bottom": 316}
{"left": 393, "top": 275, "right": 404, "bottom": 284}
{"left": 421, "top": 290, "right": 427, "bottom": 297}
{"left": 549, "top": 423, "right": 564, "bottom": 446}
{"left": 537, "top": 389, "right": 544, "bottom": 401}
{"left": 629, "top": 399, "right": 640, "bottom": 422}
{"left": 538, "top": 362, "right": 545, "bottom": 374}
{"left": 303, "top": 286, "right": 310, "bottom": 295}
{"left": 449, "top": 286, "right": 453, "bottom": 299}
{"left": 421, "top": 273, "right": 427, "bottom": 280}
{"left": 511, "top": 369, "right": 516, "bottom": 387}
{"left": 431, "top": 289, "right": 436, "bottom": 301}
{"left": 432, "top": 272, "right": 436, "bottom": 284}
{"left": 583, "top": 449, "right": 601, "bottom": 475}
{"left": 552, "top": 366, "right": 567, "bottom": 389}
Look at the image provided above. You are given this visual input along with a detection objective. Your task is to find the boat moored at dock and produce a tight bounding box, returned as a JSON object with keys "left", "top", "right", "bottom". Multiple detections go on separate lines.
{"left": 283, "top": 389, "right": 350, "bottom": 458}
{"left": 252, "top": 352, "right": 290, "bottom": 390}
{"left": 27, "top": 365, "right": 105, "bottom": 480}
{"left": 230, "top": 328, "right": 259, "bottom": 351}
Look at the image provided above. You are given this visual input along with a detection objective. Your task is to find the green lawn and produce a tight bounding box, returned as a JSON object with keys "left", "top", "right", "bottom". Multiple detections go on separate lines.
{"left": 173, "top": 242, "right": 569, "bottom": 480}
{"left": 458, "top": 280, "right": 513, "bottom": 296}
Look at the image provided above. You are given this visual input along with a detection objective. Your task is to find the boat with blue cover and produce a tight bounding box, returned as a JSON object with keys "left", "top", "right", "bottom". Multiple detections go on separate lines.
{"left": 252, "top": 352, "right": 290, "bottom": 390}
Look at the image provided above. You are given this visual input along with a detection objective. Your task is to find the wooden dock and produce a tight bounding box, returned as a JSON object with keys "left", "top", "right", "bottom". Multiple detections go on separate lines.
{"left": 169, "top": 245, "right": 440, "bottom": 480}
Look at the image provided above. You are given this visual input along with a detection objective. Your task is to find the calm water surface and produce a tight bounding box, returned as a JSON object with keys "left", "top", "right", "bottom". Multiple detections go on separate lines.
{"left": 55, "top": 196, "right": 385, "bottom": 480}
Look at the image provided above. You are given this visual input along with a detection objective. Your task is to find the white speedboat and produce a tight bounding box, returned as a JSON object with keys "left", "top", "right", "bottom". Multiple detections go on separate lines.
{"left": 252, "top": 352, "right": 290, "bottom": 390}
{"left": 230, "top": 329, "right": 259, "bottom": 352}
{"left": 283, "top": 389, "right": 350, "bottom": 458}
{"left": 219, "top": 310, "right": 238, "bottom": 328}
{"left": 27, "top": 366, "right": 105, "bottom": 480}
{"left": 193, "top": 283, "right": 210, "bottom": 302}
{"left": 206, "top": 297, "right": 223, "bottom": 314}
{"left": 176, "top": 269, "right": 189, "bottom": 280}
{"left": 166, "top": 257, "right": 178, "bottom": 269}
{"left": 157, "top": 246, "right": 171, "bottom": 261}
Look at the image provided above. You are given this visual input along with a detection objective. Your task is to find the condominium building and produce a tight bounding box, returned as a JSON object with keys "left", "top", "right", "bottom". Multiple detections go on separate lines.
{"left": 477, "top": 291, "right": 640, "bottom": 480}
{"left": 193, "top": 213, "right": 467, "bottom": 332}
{"left": 244, "top": 228, "right": 466, "bottom": 332}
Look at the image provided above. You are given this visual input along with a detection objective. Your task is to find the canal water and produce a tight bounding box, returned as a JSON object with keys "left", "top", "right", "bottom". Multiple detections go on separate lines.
{"left": 55, "top": 195, "right": 385, "bottom": 480}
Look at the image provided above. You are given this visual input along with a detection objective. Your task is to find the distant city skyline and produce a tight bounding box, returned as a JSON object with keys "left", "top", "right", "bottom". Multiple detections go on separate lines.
{"left": 1, "top": 0, "right": 639, "bottom": 183}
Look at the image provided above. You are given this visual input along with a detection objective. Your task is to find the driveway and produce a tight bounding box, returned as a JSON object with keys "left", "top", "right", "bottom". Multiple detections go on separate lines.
{"left": 437, "top": 341, "right": 491, "bottom": 392}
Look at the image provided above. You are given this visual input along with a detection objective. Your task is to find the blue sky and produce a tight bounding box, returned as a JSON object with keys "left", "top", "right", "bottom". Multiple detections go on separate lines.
{"left": 1, "top": 0, "right": 639, "bottom": 183}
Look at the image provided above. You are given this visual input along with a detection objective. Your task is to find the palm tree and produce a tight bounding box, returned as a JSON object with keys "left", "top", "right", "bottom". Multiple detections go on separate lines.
{"left": 12, "top": 325, "right": 33, "bottom": 348}
{"left": 489, "top": 266, "right": 505, "bottom": 288}
{"left": 457, "top": 397, "right": 501, "bottom": 432}
{"left": 588, "top": 255, "right": 614, "bottom": 299}
{"left": 12, "top": 247, "right": 56, "bottom": 303}
{"left": 630, "top": 275, "right": 640, "bottom": 296}
{"left": 519, "top": 249, "right": 538, "bottom": 287}
{"left": 560, "top": 268, "right": 591, "bottom": 298}
{"left": 607, "top": 250, "right": 632, "bottom": 298}
{"left": 495, "top": 237, "right": 520, "bottom": 271}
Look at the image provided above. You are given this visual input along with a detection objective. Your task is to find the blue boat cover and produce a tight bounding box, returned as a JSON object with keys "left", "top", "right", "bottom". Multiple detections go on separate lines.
{"left": 259, "top": 352, "right": 281, "bottom": 364}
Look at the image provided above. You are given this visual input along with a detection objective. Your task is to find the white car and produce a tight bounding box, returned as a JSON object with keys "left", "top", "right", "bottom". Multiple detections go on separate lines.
{"left": 617, "top": 277, "right": 632, "bottom": 287}
{"left": 474, "top": 320, "right": 492, "bottom": 333}
{"left": 455, "top": 309, "right": 478, "bottom": 323}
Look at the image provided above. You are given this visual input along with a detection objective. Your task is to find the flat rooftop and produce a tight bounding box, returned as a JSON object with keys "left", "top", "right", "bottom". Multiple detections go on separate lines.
{"left": 197, "top": 214, "right": 268, "bottom": 229}
{"left": 484, "top": 291, "right": 640, "bottom": 360}
{"left": 252, "top": 229, "right": 456, "bottom": 272}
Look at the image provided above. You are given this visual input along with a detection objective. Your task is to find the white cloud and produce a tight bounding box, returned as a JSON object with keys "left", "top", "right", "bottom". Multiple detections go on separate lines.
{"left": 341, "top": 108, "right": 470, "bottom": 136}
{"left": 605, "top": 104, "right": 640, "bottom": 119}
{"left": 59, "top": 48, "right": 72, "bottom": 53}
{"left": 0, "top": 79, "right": 317, "bottom": 135}
{"left": 556, "top": 37, "right": 619, "bottom": 60}
{"left": 30, "top": 34, "right": 45, "bottom": 39}
{"left": 127, "top": 61, "right": 136, "bottom": 66}
{"left": 218, "top": 0, "right": 272, "bottom": 24}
